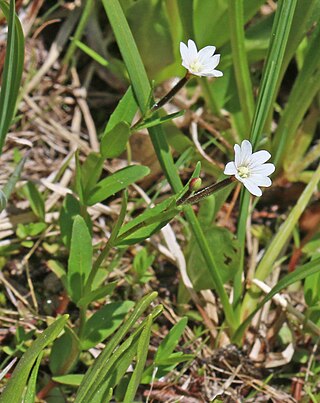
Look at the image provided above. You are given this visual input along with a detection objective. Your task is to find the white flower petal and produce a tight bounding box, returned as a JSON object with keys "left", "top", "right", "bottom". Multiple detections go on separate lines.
{"left": 198, "top": 46, "right": 216, "bottom": 62}
{"left": 206, "top": 54, "right": 220, "bottom": 69}
{"left": 250, "top": 174, "right": 272, "bottom": 187}
{"left": 252, "top": 163, "right": 275, "bottom": 176}
{"left": 180, "top": 41, "right": 191, "bottom": 66}
{"left": 187, "top": 39, "right": 198, "bottom": 58}
{"left": 250, "top": 150, "right": 271, "bottom": 166}
{"left": 200, "top": 70, "right": 219, "bottom": 77}
{"left": 211, "top": 69, "right": 223, "bottom": 77}
{"left": 235, "top": 173, "right": 245, "bottom": 183}
{"left": 234, "top": 144, "right": 241, "bottom": 167}
{"left": 224, "top": 161, "right": 237, "bottom": 175}
{"left": 242, "top": 178, "right": 262, "bottom": 197}
{"left": 240, "top": 140, "right": 252, "bottom": 164}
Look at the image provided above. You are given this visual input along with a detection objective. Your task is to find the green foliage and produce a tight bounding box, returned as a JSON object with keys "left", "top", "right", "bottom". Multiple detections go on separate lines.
{"left": 132, "top": 248, "right": 154, "bottom": 284}
{"left": 142, "top": 317, "right": 192, "bottom": 383}
{"left": 3, "top": 0, "right": 320, "bottom": 400}
{"left": 50, "top": 328, "right": 79, "bottom": 375}
{"left": 100, "top": 122, "right": 131, "bottom": 158}
{"left": 0, "top": 0, "right": 24, "bottom": 154}
{"left": 74, "top": 292, "right": 160, "bottom": 402}
{"left": 22, "top": 182, "right": 45, "bottom": 221}
{"left": 67, "top": 215, "right": 93, "bottom": 304}
{"left": 23, "top": 353, "right": 43, "bottom": 403}
{"left": 59, "top": 194, "right": 82, "bottom": 248}
{"left": 234, "top": 257, "right": 320, "bottom": 343}
{"left": 187, "top": 226, "right": 239, "bottom": 291}
{"left": 80, "top": 301, "right": 135, "bottom": 349}
{"left": 117, "top": 196, "right": 179, "bottom": 246}
{"left": 0, "top": 315, "right": 68, "bottom": 403}
{"left": 86, "top": 165, "right": 150, "bottom": 206}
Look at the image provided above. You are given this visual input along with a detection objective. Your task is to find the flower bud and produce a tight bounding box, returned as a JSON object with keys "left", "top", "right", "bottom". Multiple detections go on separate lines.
{"left": 189, "top": 177, "right": 202, "bottom": 192}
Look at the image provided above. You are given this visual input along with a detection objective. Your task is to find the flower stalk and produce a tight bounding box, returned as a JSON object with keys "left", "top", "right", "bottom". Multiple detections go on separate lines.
{"left": 177, "top": 177, "right": 235, "bottom": 206}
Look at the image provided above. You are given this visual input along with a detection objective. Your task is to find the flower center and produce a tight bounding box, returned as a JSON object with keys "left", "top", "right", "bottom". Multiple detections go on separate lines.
{"left": 237, "top": 165, "right": 250, "bottom": 178}
{"left": 189, "top": 59, "right": 203, "bottom": 73}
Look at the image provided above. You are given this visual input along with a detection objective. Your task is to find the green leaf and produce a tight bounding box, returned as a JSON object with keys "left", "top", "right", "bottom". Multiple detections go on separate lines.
{"left": 134, "top": 110, "right": 185, "bottom": 131}
{"left": 73, "top": 39, "right": 109, "bottom": 66}
{"left": 86, "top": 165, "right": 150, "bottom": 206}
{"left": 80, "top": 301, "right": 135, "bottom": 350}
{"left": 23, "top": 352, "right": 43, "bottom": 403}
{"left": 49, "top": 327, "right": 79, "bottom": 375}
{"left": 103, "top": 0, "right": 237, "bottom": 332}
{"left": 237, "top": 0, "right": 299, "bottom": 320}
{"left": 67, "top": 216, "right": 93, "bottom": 304}
{"left": 0, "top": 315, "right": 68, "bottom": 403}
{"left": 116, "top": 196, "right": 178, "bottom": 246}
{"left": 188, "top": 226, "right": 239, "bottom": 290}
{"left": 75, "top": 292, "right": 158, "bottom": 402}
{"left": 23, "top": 182, "right": 45, "bottom": 221}
{"left": 90, "top": 333, "right": 140, "bottom": 403}
{"left": 104, "top": 86, "right": 138, "bottom": 133}
{"left": 0, "top": 0, "right": 25, "bottom": 154}
{"left": 155, "top": 317, "right": 187, "bottom": 363}
{"left": 123, "top": 315, "right": 152, "bottom": 403}
{"left": 124, "top": 0, "right": 174, "bottom": 78}
{"left": 100, "top": 121, "right": 130, "bottom": 159}
{"left": 75, "top": 150, "right": 84, "bottom": 203}
{"left": 2, "top": 152, "right": 28, "bottom": 208}
{"left": 59, "top": 194, "right": 81, "bottom": 249}
{"left": 233, "top": 257, "right": 320, "bottom": 344}
{"left": 81, "top": 152, "right": 104, "bottom": 200}
{"left": 77, "top": 282, "right": 117, "bottom": 308}
{"left": 304, "top": 265, "right": 320, "bottom": 307}
{"left": 52, "top": 374, "right": 84, "bottom": 386}
{"left": 273, "top": 21, "right": 320, "bottom": 166}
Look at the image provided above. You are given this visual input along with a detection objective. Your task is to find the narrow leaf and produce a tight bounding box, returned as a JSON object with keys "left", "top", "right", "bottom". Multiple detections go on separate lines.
{"left": 100, "top": 121, "right": 130, "bottom": 159}
{"left": 80, "top": 301, "right": 135, "bottom": 350}
{"left": 0, "top": 315, "right": 68, "bottom": 403}
{"left": 67, "top": 216, "right": 93, "bottom": 304}
{"left": 123, "top": 315, "right": 153, "bottom": 403}
{"left": 86, "top": 165, "right": 150, "bottom": 206}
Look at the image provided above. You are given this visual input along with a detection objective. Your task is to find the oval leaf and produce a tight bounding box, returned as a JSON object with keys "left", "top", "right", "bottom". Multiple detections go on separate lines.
{"left": 67, "top": 216, "right": 93, "bottom": 304}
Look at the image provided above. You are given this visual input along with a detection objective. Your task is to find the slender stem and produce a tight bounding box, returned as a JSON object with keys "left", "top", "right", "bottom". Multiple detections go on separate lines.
{"left": 131, "top": 72, "right": 191, "bottom": 131}
{"left": 179, "top": 177, "right": 235, "bottom": 205}
{"left": 78, "top": 306, "right": 87, "bottom": 339}
{"left": 150, "top": 72, "right": 191, "bottom": 112}
{"left": 63, "top": 0, "right": 95, "bottom": 66}
{"left": 228, "top": 0, "right": 254, "bottom": 133}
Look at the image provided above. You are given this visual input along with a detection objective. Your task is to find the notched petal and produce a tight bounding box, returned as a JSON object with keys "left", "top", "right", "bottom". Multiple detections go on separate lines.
{"left": 224, "top": 161, "right": 237, "bottom": 175}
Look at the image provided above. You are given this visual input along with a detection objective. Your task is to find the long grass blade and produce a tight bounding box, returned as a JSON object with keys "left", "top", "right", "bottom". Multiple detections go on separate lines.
{"left": 0, "top": 0, "right": 25, "bottom": 154}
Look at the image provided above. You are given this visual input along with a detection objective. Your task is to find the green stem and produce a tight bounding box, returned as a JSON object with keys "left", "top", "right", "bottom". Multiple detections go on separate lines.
{"left": 184, "top": 205, "right": 236, "bottom": 333}
{"left": 199, "top": 78, "right": 220, "bottom": 116}
{"left": 180, "top": 177, "right": 235, "bottom": 205}
{"left": 63, "top": 0, "right": 95, "bottom": 66}
{"left": 104, "top": 0, "right": 237, "bottom": 335}
{"left": 151, "top": 72, "right": 191, "bottom": 112}
{"left": 241, "top": 163, "right": 320, "bottom": 320}
{"left": 228, "top": 0, "right": 254, "bottom": 133}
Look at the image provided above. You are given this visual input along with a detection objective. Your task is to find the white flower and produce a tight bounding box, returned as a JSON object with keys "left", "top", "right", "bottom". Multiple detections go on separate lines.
{"left": 180, "top": 39, "right": 223, "bottom": 78}
{"left": 224, "top": 140, "right": 275, "bottom": 197}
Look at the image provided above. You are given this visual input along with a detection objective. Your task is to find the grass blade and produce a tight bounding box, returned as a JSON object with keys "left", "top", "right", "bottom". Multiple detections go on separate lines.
{"left": 0, "top": 315, "right": 68, "bottom": 403}
{"left": 123, "top": 315, "right": 153, "bottom": 403}
{"left": 241, "top": 163, "right": 320, "bottom": 319}
{"left": 0, "top": 0, "right": 25, "bottom": 154}
{"left": 233, "top": 256, "right": 320, "bottom": 343}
